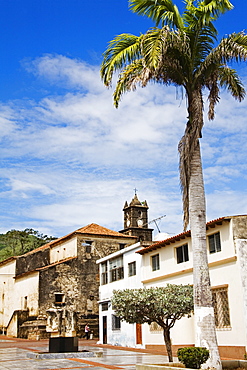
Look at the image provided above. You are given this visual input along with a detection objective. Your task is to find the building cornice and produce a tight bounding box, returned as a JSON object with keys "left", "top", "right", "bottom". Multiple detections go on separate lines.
{"left": 141, "top": 256, "right": 237, "bottom": 284}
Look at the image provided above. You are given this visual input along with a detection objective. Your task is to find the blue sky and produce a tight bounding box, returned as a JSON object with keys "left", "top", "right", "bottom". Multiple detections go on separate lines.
{"left": 0, "top": 0, "right": 247, "bottom": 238}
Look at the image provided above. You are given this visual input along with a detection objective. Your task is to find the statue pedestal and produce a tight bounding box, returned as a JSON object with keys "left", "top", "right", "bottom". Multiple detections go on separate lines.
{"left": 49, "top": 336, "right": 78, "bottom": 353}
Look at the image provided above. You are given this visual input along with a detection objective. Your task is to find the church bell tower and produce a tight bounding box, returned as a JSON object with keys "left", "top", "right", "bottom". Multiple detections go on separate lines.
{"left": 119, "top": 193, "right": 153, "bottom": 242}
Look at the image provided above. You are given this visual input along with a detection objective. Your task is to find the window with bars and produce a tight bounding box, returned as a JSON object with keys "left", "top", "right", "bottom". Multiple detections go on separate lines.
{"left": 128, "top": 261, "right": 136, "bottom": 277}
{"left": 109, "top": 256, "right": 124, "bottom": 282}
{"left": 212, "top": 286, "right": 231, "bottom": 329}
{"left": 101, "top": 262, "right": 108, "bottom": 285}
{"left": 208, "top": 232, "right": 221, "bottom": 254}
{"left": 176, "top": 244, "right": 189, "bottom": 264}
{"left": 112, "top": 315, "right": 121, "bottom": 330}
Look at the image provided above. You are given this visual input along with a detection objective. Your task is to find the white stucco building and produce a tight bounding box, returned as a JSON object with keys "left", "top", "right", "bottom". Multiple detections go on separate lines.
{"left": 97, "top": 215, "right": 247, "bottom": 360}
{"left": 97, "top": 241, "right": 145, "bottom": 347}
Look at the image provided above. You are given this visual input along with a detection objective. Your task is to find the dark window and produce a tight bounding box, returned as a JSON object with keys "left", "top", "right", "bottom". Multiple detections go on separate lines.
{"left": 85, "top": 241, "right": 93, "bottom": 253}
{"left": 101, "top": 303, "right": 109, "bottom": 311}
{"left": 151, "top": 254, "right": 160, "bottom": 271}
{"left": 208, "top": 232, "right": 221, "bottom": 254}
{"left": 109, "top": 256, "right": 124, "bottom": 282}
{"left": 128, "top": 261, "right": 136, "bottom": 277}
{"left": 112, "top": 315, "right": 121, "bottom": 330}
{"left": 23, "top": 296, "right": 28, "bottom": 310}
{"left": 119, "top": 243, "right": 126, "bottom": 250}
{"left": 101, "top": 262, "right": 108, "bottom": 285}
{"left": 55, "top": 293, "right": 65, "bottom": 305}
{"left": 176, "top": 244, "right": 189, "bottom": 264}
{"left": 212, "top": 287, "right": 231, "bottom": 328}
{"left": 138, "top": 235, "right": 144, "bottom": 242}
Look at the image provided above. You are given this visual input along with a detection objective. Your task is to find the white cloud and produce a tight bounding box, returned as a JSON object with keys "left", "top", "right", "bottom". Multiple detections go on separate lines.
{"left": 207, "top": 190, "right": 247, "bottom": 221}
{"left": 23, "top": 55, "right": 103, "bottom": 92}
{"left": 0, "top": 104, "right": 18, "bottom": 138}
{"left": 0, "top": 54, "right": 247, "bottom": 237}
{"left": 9, "top": 179, "right": 54, "bottom": 197}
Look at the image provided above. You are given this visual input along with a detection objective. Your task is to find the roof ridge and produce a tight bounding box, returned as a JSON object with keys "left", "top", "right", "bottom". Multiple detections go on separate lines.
{"left": 13, "top": 223, "right": 134, "bottom": 259}
{"left": 75, "top": 223, "right": 134, "bottom": 237}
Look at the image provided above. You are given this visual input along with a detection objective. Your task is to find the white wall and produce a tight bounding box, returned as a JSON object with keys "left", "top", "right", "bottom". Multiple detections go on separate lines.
{"left": 14, "top": 272, "right": 39, "bottom": 317}
{"left": 100, "top": 303, "right": 137, "bottom": 347}
{"left": 98, "top": 242, "right": 144, "bottom": 347}
{"left": 141, "top": 221, "right": 246, "bottom": 349}
{"left": 97, "top": 219, "right": 247, "bottom": 352}
{"left": 0, "top": 259, "right": 16, "bottom": 330}
{"left": 142, "top": 222, "right": 234, "bottom": 285}
{"left": 235, "top": 239, "right": 247, "bottom": 348}
{"left": 50, "top": 237, "right": 77, "bottom": 263}
{"left": 0, "top": 260, "right": 39, "bottom": 336}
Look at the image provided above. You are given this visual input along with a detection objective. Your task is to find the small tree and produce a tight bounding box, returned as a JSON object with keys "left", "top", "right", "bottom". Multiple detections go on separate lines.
{"left": 112, "top": 284, "right": 193, "bottom": 362}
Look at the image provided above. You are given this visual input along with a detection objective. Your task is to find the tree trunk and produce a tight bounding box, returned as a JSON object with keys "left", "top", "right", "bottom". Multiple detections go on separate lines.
{"left": 163, "top": 328, "right": 173, "bottom": 362}
{"left": 235, "top": 239, "right": 247, "bottom": 353}
{"left": 189, "top": 141, "right": 222, "bottom": 370}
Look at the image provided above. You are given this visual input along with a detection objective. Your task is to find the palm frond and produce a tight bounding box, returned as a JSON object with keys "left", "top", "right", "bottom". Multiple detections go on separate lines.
{"left": 157, "top": 56, "right": 187, "bottom": 86}
{"left": 195, "top": 32, "right": 247, "bottom": 83}
{"left": 188, "top": 25, "right": 216, "bottom": 69}
{"left": 113, "top": 60, "right": 151, "bottom": 107}
{"left": 218, "top": 66, "right": 245, "bottom": 101}
{"left": 197, "top": 0, "right": 233, "bottom": 22}
{"left": 205, "top": 72, "right": 220, "bottom": 120}
{"left": 218, "top": 32, "right": 247, "bottom": 63}
{"left": 142, "top": 27, "right": 166, "bottom": 69}
{"left": 129, "top": 0, "right": 184, "bottom": 29}
{"left": 183, "top": 3, "right": 218, "bottom": 74}
{"left": 142, "top": 26, "right": 189, "bottom": 69}
{"left": 101, "top": 34, "right": 142, "bottom": 87}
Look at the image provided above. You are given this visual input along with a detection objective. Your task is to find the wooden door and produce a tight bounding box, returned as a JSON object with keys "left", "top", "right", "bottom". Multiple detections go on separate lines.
{"left": 136, "top": 323, "right": 142, "bottom": 344}
{"left": 103, "top": 316, "right": 107, "bottom": 344}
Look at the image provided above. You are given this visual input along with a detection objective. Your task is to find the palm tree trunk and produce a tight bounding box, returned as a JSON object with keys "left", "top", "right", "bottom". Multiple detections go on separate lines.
{"left": 189, "top": 141, "right": 222, "bottom": 370}
{"left": 163, "top": 327, "right": 173, "bottom": 362}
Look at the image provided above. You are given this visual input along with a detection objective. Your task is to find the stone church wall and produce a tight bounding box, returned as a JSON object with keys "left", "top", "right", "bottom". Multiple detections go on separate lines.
{"left": 37, "top": 236, "right": 131, "bottom": 338}
{"left": 16, "top": 249, "right": 50, "bottom": 277}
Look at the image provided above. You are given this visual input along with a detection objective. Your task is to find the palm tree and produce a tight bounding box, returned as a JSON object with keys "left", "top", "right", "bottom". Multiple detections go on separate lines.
{"left": 100, "top": 1, "right": 247, "bottom": 369}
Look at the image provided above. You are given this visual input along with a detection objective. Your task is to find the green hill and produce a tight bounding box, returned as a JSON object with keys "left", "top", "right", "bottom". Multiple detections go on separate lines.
{"left": 0, "top": 229, "right": 57, "bottom": 262}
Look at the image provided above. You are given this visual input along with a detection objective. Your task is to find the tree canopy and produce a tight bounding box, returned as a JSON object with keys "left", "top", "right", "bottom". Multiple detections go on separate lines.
{"left": 112, "top": 284, "right": 194, "bottom": 361}
{"left": 0, "top": 228, "right": 57, "bottom": 261}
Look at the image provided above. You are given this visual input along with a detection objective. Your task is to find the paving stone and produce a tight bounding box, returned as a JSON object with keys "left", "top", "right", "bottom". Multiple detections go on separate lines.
{"left": 0, "top": 337, "right": 170, "bottom": 370}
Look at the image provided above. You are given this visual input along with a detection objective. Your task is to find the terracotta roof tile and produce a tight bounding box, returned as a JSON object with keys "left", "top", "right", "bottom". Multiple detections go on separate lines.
{"left": 137, "top": 216, "right": 230, "bottom": 255}
{"left": 19, "top": 223, "right": 135, "bottom": 257}
{"left": 75, "top": 223, "right": 133, "bottom": 237}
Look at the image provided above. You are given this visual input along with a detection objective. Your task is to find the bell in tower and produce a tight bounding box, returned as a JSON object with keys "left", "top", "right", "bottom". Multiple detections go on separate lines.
{"left": 119, "top": 193, "right": 153, "bottom": 242}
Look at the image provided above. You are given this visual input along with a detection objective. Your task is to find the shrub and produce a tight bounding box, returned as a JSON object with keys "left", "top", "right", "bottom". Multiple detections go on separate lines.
{"left": 177, "top": 347, "right": 210, "bottom": 369}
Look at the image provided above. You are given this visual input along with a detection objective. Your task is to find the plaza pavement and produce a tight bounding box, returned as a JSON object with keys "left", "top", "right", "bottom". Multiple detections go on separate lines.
{"left": 0, "top": 336, "right": 170, "bottom": 370}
